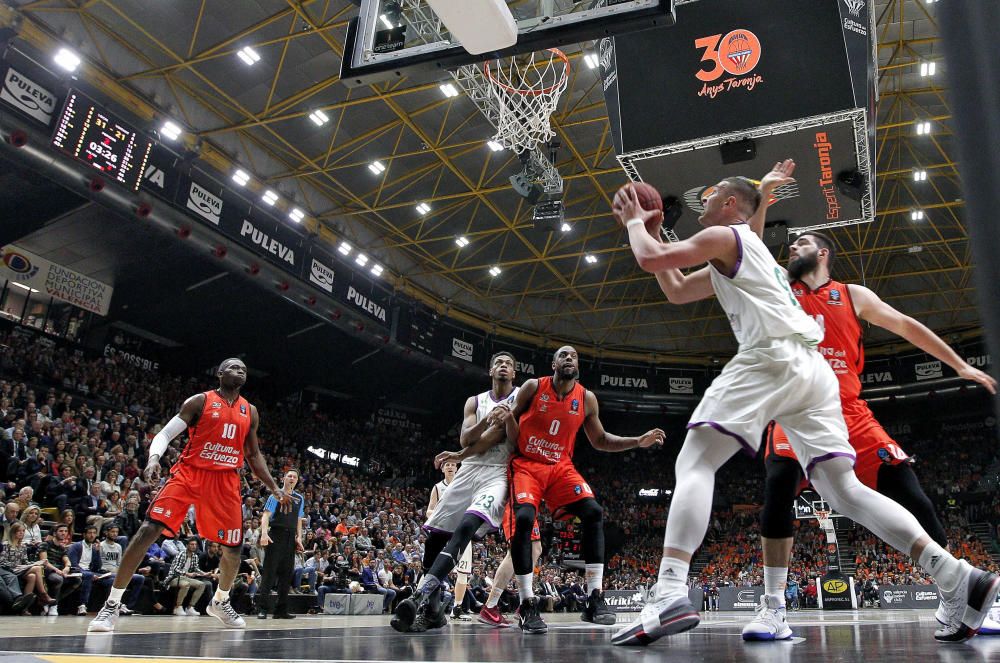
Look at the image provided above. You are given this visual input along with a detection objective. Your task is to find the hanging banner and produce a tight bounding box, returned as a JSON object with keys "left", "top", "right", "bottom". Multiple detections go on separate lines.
{"left": 139, "top": 144, "right": 181, "bottom": 202}
{"left": 596, "top": 364, "right": 652, "bottom": 391}
{"left": 341, "top": 273, "right": 391, "bottom": 326}
{"left": 0, "top": 64, "right": 59, "bottom": 127}
{"left": 1, "top": 245, "right": 113, "bottom": 316}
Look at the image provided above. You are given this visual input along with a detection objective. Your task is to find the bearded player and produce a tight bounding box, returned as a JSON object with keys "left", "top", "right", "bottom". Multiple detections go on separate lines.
{"left": 735, "top": 167, "right": 999, "bottom": 639}
{"left": 88, "top": 358, "right": 290, "bottom": 632}
{"left": 610, "top": 177, "right": 999, "bottom": 645}
{"left": 503, "top": 346, "right": 665, "bottom": 634}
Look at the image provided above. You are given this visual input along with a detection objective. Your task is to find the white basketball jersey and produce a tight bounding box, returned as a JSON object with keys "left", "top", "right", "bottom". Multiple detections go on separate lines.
{"left": 463, "top": 386, "right": 519, "bottom": 466}
{"left": 709, "top": 224, "right": 823, "bottom": 350}
{"left": 433, "top": 479, "right": 450, "bottom": 500}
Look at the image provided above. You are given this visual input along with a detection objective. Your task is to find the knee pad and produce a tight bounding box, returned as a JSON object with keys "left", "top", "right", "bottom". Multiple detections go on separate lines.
{"left": 514, "top": 505, "right": 536, "bottom": 531}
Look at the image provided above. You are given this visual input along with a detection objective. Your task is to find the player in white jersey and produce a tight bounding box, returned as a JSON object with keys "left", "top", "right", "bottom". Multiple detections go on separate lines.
{"left": 609, "top": 179, "right": 999, "bottom": 646}
{"left": 427, "top": 460, "right": 458, "bottom": 520}
{"left": 391, "top": 352, "right": 520, "bottom": 633}
{"left": 423, "top": 460, "right": 476, "bottom": 620}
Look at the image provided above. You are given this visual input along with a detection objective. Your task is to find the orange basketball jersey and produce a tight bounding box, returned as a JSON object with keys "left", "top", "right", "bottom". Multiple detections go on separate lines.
{"left": 517, "top": 376, "right": 587, "bottom": 465}
{"left": 178, "top": 390, "right": 252, "bottom": 471}
{"left": 790, "top": 279, "right": 864, "bottom": 403}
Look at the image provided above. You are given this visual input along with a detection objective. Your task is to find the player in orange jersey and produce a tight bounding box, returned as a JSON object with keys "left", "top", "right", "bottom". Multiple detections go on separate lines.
{"left": 744, "top": 221, "right": 998, "bottom": 640}
{"left": 88, "top": 358, "right": 290, "bottom": 633}
{"left": 503, "top": 346, "right": 665, "bottom": 633}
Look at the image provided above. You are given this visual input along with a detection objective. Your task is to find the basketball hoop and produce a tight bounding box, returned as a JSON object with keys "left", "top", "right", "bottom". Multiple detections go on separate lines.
{"left": 484, "top": 48, "right": 570, "bottom": 153}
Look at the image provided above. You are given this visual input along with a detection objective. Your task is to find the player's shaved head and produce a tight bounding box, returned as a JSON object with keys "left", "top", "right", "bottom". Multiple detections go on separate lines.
{"left": 720, "top": 177, "right": 762, "bottom": 217}
{"left": 552, "top": 345, "right": 577, "bottom": 362}
{"left": 218, "top": 358, "right": 245, "bottom": 372}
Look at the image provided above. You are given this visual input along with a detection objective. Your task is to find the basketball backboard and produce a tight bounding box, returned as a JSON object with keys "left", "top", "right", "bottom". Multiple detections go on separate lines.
{"left": 341, "top": 0, "right": 675, "bottom": 86}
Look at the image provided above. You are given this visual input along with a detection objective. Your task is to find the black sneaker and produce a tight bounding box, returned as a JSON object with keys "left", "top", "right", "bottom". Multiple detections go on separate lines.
{"left": 390, "top": 597, "right": 419, "bottom": 633}
{"left": 581, "top": 589, "right": 617, "bottom": 626}
{"left": 518, "top": 597, "right": 548, "bottom": 634}
{"left": 452, "top": 605, "right": 471, "bottom": 621}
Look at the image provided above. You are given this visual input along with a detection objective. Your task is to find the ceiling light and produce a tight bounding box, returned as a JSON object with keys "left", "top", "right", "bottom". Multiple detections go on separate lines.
{"left": 368, "top": 160, "right": 386, "bottom": 174}
{"left": 911, "top": 209, "right": 925, "bottom": 221}
{"left": 355, "top": 253, "right": 369, "bottom": 267}
{"left": 309, "top": 109, "right": 330, "bottom": 126}
{"left": 455, "top": 236, "right": 470, "bottom": 248}
{"left": 160, "top": 121, "right": 182, "bottom": 141}
{"left": 907, "top": 245, "right": 924, "bottom": 254}
{"left": 487, "top": 141, "right": 503, "bottom": 152}
{"left": 338, "top": 241, "right": 352, "bottom": 256}
{"left": 54, "top": 48, "right": 81, "bottom": 72}
{"left": 913, "top": 169, "right": 927, "bottom": 182}
{"left": 232, "top": 169, "right": 251, "bottom": 186}
{"left": 289, "top": 208, "right": 305, "bottom": 223}
{"left": 439, "top": 83, "right": 459, "bottom": 98}
{"left": 584, "top": 52, "right": 600, "bottom": 69}
{"left": 370, "top": 264, "right": 384, "bottom": 277}
{"left": 416, "top": 202, "right": 431, "bottom": 215}
{"left": 919, "top": 61, "right": 936, "bottom": 77}
{"left": 916, "top": 121, "right": 932, "bottom": 135}
{"left": 11, "top": 282, "right": 38, "bottom": 293}
{"left": 379, "top": 14, "right": 394, "bottom": 29}
{"left": 488, "top": 266, "right": 501, "bottom": 277}
{"left": 584, "top": 254, "right": 598, "bottom": 264}
{"left": 237, "top": 46, "right": 261, "bottom": 66}
{"left": 560, "top": 222, "right": 572, "bottom": 232}
{"left": 262, "top": 190, "right": 279, "bottom": 206}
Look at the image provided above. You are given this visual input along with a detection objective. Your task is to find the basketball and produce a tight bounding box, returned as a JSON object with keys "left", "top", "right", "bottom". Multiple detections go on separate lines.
{"left": 624, "top": 182, "right": 663, "bottom": 212}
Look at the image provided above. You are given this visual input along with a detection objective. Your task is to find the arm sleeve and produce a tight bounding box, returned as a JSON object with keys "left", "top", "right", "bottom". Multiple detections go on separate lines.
{"left": 149, "top": 416, "right": 188, "bottom": 460}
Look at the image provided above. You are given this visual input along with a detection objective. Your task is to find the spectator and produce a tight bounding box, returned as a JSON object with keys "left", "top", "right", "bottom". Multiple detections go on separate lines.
{"left": 361, "top": 558, "right": 395, "bottom": 613}
{"left": 68, "top": 525, "right": 103, "bottom": 615}
{"left": 165, "top": 538, "right": 210, "bottom": 616}
{"left": 19, "top": 506, "right": 42, "bottom": 546}
{"left": 96, "top": 525, "right": 143, "bottom": 613}
{"left": 0, "top": 521, "right": 55, "bottom": 612}
{"left": 38, "top": 523, "right": 81, "bottom": 615}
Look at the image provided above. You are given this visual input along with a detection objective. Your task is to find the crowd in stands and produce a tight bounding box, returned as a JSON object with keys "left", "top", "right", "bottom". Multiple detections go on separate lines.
{"left": 1, "top": 322, "right": 998, "bottom": 618}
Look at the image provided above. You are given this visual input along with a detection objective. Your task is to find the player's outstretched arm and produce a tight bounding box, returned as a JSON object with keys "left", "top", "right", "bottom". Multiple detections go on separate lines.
{"left": 654, "top": 266, "right": 716, "bottom": 305}
{"left": 850, "top": 284, "right": 997, "bottom": 394}
{"left": 245, "top": 405, "right": 292, "bottom": 511}
{"left": 748, "top": 159, "right": 796, "bottom": 238}
{"left": 144, "top": 394, "right": 205, "bottom": 484}
{"left": 581, "top": 391, "right": 665, "bottom": 452}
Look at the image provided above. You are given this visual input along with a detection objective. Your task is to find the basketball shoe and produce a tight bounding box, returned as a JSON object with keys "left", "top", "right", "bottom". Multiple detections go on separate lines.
{"left": 478, "top": 604, "right": 512, "bottom": 628}
{"left": 517, "top": 597, "right": 547, "bottom": 634}
{"left": 207, "top": 598, "right": 246, "bottom": 629}
{"left": 611, "top": 588, "right": 700, "bottom": 646}
{"left": 580, "top": 589, "right": 617, "bottom": 626}
{"left": 87, "top": 600, "right": 121, "bottom": 632}
{"left": 934, "top": 561, "right": 1000, "bottom": 642}
{"left": 741, "top": 594, "right": 793, "bottom": 641}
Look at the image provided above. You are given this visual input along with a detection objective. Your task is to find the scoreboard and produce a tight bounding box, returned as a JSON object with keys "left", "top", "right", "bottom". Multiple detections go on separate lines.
{"left": 51, "top": 90, "right": 152, "bottom": 191}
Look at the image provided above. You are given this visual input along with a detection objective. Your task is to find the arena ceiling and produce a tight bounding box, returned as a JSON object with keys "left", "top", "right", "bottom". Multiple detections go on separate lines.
{"left": 4, "top": 0, "right": 979, "bottom": 359}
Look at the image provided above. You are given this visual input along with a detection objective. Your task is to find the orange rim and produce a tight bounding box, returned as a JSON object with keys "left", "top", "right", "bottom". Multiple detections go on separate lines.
{"left": 483, "top": 48, "right": 571, "bottom": 97}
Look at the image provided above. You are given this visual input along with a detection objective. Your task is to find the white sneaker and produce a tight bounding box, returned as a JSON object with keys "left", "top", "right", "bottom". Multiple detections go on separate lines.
{"left": 979, "top": 615, "right": 1000, "bottom": 636}
{"left": 41, "top": 605, "right": 49, "bottom": 616}
{"left": 77, "top": 604, "right": 88, "bottom": 616}
{"left": 611, "top": 588, "right": 700, "bottom": 646}
{"left": 48, "top": 605, "right": 59, "bottom": 617}
{"left": 935, "top": 561, "right": 1000, "bottom": 642}
{"left": 185, "top": 606, "right": 200, "bottom": 616}
{"left": 742, "top": 594, "right": 792, "bottom": 641}
{"left": 173, "top": 606, "right": 186, "bottom": 616}
{"left": 207, "top": 598, "right": 246, "bottom": 629}
{"left": 87, "top": 600, "right": 121, "bottom": 632}
{"left": 119, "top": 605, "right": 133, "bottom": 616}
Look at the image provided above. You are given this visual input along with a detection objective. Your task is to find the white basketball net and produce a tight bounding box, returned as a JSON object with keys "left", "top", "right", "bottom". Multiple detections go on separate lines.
{"left": 484, "top": 48, "right": 570, "bottom": 154}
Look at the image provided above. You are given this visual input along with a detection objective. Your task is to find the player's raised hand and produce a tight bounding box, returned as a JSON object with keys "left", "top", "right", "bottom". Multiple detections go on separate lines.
{"left": 434, "top": 449, "right": 464, "bottom": 470}
{"left": 613, "top": 184, "right": 663, "bottom": 231}
{"left": 637, "top": 428, "right": 666, "bottom": 449}
{"left": 759, "top": 159, "right": 796, "bottom": 193}
{"left": 957, "top": 364, "right": 998, "bottom": 394}
{"left": 487, "top": 405, "right": 512, "bottom": 427}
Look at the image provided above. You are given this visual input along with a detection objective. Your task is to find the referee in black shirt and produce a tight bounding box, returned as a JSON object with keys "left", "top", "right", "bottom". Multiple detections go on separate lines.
{"left": 257, "top": 469, "right": 305, "bottom": 619}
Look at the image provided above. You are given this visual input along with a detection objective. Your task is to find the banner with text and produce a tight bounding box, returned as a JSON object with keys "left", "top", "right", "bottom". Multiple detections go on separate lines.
{"left": 878, "top": 584, "right": 940, "bottom": 609}
{"left": 1, "top": 245, "right": 113, "bottom": 316}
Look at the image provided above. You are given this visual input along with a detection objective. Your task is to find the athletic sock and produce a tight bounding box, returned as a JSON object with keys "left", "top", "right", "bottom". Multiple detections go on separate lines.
{"left": 108, "top": 587, "right": 125, "bottom": 604}
{"left": 655, "top": 557, "right": 689, "bottom": 599}
{"left": 486, "top": 585, "right": 504, "bottom": 609}
{"left": 764, "top": 566, "right": 788, "bottom": 606}
{"left": 516, "top": 573, "right": 535, "bottom": 601}
{"left": 584, "top": 564, "right": 604, "bottom": 595}
{"left": 417, "top": 574, "right": 441, "bottom": 595}
{"left": 918, "top": 542, "right": 963, "bottom": 594}
{"left": 213, "top": 588, "right": 230, "bottom": 602}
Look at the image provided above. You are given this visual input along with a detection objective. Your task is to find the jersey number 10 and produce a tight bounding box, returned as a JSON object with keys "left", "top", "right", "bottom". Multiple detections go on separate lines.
{"left": 221, "top": 423, "right": 237, "bottom": 439}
